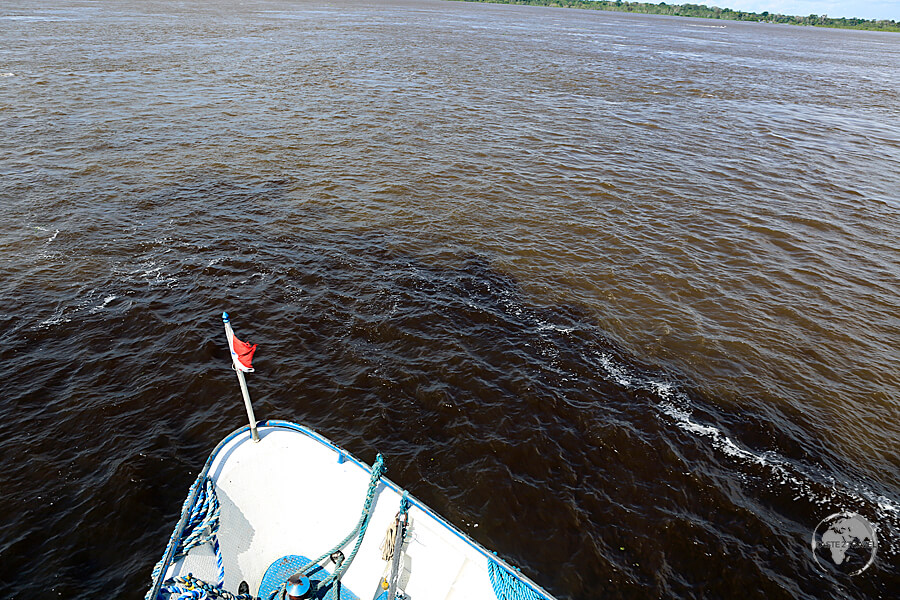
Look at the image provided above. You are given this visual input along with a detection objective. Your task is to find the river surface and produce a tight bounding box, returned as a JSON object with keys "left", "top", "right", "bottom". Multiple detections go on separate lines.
{"left": 1, "top": 0, "right": 899, "bottom": 598}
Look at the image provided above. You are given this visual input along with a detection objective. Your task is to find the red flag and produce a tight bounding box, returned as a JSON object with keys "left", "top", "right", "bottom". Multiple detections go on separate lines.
{"left": 231, "top": 335, "right": 257, "bottom": 372}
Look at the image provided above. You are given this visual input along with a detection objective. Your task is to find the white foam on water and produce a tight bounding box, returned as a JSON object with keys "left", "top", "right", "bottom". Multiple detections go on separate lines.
{"left": 88, "top": 295, "right": 117, "bottom": 314}
{"left": 496, "top": 285, "right": 525, "bottom": 318}
{"left": 40, "top": 310, "right": 72, "bottom": 328}
{"left": 535, "top": 321, "right": 574, "bottom": 334}
{"left": 38, "top": 291, "right": 119, "bottom": 328}
{"left": 591, "top": 349, "right": 900, "bottom": 556}
{"left": 234, "top": 271, "right": 272, "bottom": 287}
{"left": 128, "top": 260, "right": 178, "bottom": 288}
{"left": 594, "top": 352, "right": 635, "bottom": 387}
{"left": 487, "top": 278, "right": 899, "bottom": 552}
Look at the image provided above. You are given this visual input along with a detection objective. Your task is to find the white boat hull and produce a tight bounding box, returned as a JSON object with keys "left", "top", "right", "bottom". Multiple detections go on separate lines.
{"left": 155, "top": 421, "right": 554, "bottom": 600}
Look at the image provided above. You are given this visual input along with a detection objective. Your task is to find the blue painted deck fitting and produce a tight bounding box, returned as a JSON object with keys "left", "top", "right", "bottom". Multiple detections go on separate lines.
{"left": 258, "top": 555, "right": 361, "bottom": 600}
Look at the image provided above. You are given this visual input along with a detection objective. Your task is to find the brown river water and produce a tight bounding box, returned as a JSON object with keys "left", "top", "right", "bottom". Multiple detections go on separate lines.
{"left": 1, "top": 0, "right": 899, "bottom": 598}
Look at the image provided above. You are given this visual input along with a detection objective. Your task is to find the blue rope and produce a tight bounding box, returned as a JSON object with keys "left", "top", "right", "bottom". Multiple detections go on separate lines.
{"left": 160, "top": 574, "right": 253, "bottom": 600}
{"left": 158, "top": 584, "right": 209, "bottom": 600}
{"left": 269, "top": 454, "right": 387, "bottom": 599}
{"left": 149, "top": 476, "right": 201, "bottom": 594}
{"left": 147, "top": 425, "right": 253, "bottom": 600}
{"left": 386, "top": 492, "right": 409, "bottom": 600}
{"left": 178, "top": 479, "right": 221, "bottom": 558}
{"left": 307, "top": 453, "right": 386, "bottom": 585}
{"left": 148, "top": 477, "right": 226, "bottom": 599}
{"left": 212, "top": 536, "right": 225, "bottom": 589}
{"left": 487, "top": 556, "right": 548, "bottom": 600}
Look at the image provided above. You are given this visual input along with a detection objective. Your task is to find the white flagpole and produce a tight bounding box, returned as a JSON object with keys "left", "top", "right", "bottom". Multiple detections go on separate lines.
{"left": 223, "top": 311, "right": 260, "bottom": 442}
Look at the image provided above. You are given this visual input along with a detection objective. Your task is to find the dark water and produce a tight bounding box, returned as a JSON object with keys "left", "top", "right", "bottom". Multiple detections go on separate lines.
{"left": 1, "top": 0, "right": 899, "bottom": 598}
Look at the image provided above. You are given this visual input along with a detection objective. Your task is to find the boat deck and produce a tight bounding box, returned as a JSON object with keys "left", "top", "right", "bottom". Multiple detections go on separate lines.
{"left": 162, "top": 421, "right": 552, "bottom": 600}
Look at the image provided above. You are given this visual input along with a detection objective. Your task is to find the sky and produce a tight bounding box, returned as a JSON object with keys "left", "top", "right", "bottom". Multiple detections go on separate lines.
{"left": 692, "top": 1, "right": 900, "bottom": 19}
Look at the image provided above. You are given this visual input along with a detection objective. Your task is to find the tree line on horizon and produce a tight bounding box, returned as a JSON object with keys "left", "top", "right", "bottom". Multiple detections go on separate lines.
{"left": 456, "top": 0, "right": 900, "bottom": 32}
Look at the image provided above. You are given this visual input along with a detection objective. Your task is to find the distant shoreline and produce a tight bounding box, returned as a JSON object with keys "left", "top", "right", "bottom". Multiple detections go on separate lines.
{"left": 453, "top": 0, "right": 900, "bottom": 33}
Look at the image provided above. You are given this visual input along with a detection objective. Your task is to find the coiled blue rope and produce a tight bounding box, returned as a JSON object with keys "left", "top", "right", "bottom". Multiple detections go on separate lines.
{"left": 160, "top": 574, "right": 254, "bottom": 600}
{"left": 147, "top": 425, "right": 253, "bottom": 600}
{"left": 148, "top": 477, "right": 226, "bottom": 599}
